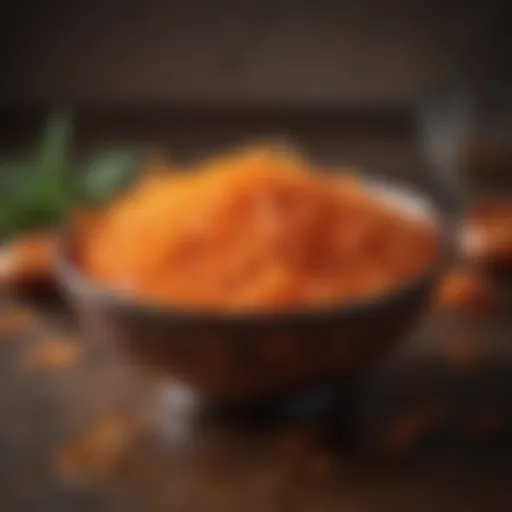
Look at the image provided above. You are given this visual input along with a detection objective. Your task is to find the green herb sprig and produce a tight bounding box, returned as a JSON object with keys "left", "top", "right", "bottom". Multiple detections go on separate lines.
{"left": 0, "top": 111, "right": 141, "bottom": 242}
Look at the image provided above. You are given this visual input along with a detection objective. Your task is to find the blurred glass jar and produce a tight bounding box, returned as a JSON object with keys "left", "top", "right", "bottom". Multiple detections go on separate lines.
{"left": 418, "top": 80, "right": 512, "bottom": 207}
{"left": 418, "top": 77, "right": 512, "bottom": 272}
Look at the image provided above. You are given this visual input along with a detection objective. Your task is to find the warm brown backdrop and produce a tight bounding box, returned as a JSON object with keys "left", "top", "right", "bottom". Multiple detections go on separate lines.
{"left": 0, "top": 0, "right": 503, "bottom": 108}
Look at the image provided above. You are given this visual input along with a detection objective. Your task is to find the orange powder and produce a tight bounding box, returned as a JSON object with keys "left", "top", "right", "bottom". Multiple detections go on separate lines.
{"left": 80, "top": 146, "right": 438, "bottom": 312}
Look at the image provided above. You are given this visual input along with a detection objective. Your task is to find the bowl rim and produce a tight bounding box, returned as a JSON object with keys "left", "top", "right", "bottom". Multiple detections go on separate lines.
{"left": 54, "top": 178, "right": 451, "bottom": 326}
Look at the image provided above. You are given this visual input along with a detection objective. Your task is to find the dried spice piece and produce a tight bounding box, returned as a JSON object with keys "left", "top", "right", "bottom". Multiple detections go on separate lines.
{"left": 461, "top": 199, "right": 512, "bottom": 273}
{"left": 55, "top": 414, "right": 140, "bottom": 486}
{"left": 24, "top": 337, "right": 82, "bottom": 372}
{"left": 0, "top": 231, "right": 56, "bottom": 289}
{"left": 434, "top": 269, "right": 495, "bottom": 314}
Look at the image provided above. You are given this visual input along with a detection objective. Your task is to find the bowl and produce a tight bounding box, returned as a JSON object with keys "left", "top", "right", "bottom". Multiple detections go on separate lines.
{"left": 54, "top": 179, "right": 447, "bottom": 402}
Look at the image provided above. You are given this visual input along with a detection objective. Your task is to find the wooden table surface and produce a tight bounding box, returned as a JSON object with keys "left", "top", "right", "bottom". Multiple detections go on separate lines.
{"left": 0, "top": 110, "right": 511, "bottom": 511}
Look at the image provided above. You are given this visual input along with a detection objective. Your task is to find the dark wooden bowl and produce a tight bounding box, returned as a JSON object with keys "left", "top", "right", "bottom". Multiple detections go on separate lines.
{"left": 54, "top": 181, "right": 447, "bottom": 402}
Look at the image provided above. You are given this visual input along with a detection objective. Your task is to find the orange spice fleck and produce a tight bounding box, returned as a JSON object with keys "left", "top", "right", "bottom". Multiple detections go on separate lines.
{"left": 435, "top": 269, "right": 495, "bottom": 314}
{"left": 0, "top": 231, "right": 56, "bottom": 289}
{"left": 55, "top": 414, "right": 140, "bottom": 486}
{"left": 462, "top": 199, "right": 512, "bottom": 272}
{"left": 24, "top": 338, "right": 82, "bottom": 372}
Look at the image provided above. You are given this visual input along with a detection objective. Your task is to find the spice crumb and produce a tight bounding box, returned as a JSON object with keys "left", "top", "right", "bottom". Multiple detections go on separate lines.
{"left": 55, "top": 414, "right": 140, "bottom": 486}
{"left": 25, "top": 338, "right": 82, "bottom": 372}
{"left": 435, "top": 269, "right": 495, "bottom": 314}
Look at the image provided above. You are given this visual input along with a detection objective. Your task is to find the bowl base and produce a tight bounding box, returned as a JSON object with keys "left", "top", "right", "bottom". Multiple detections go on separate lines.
{"left": 154, "top": 377, "right": 360, "bottom": 442}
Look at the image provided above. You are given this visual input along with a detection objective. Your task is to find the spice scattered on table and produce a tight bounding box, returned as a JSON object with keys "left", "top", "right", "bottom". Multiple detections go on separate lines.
{"left": 24, "top": 337, "right": 82, "bottom": 372}
{"left": 0, "top": 231, "right": 57, "bottom": 290}
{"left": 434, "top": 268, "right": 495, "bottom": 314}
{"left": 55, "top": 413, "right": 140, "bottom": 486}
{"left": 461, "top": 199, "right": 512, "bottom": 273}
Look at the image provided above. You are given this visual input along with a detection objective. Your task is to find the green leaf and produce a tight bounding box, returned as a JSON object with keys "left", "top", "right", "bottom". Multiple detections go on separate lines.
{"left": 0, "top": 111, "right": 75, "bottom": 242}
{"left": 26, "top": 110, "right": 74, "bottom": 215}
{"left": 82, "top": 149, "right": 140, "bottom": 204}
{"left": 0, "top": 160, "right": 30, "bottom": 240}
{"left": 0, "top": 113, "right": 141, "bottom": 244}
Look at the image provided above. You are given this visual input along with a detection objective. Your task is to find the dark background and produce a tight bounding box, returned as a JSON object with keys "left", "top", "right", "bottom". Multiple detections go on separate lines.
{"left": 0, "top": 0, "right": 509, "bottom": 110}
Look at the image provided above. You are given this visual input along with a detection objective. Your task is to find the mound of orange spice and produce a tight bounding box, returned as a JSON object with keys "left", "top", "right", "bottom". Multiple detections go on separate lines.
{"left": 79, "top": 146, "right": 439, "bottom": 312}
